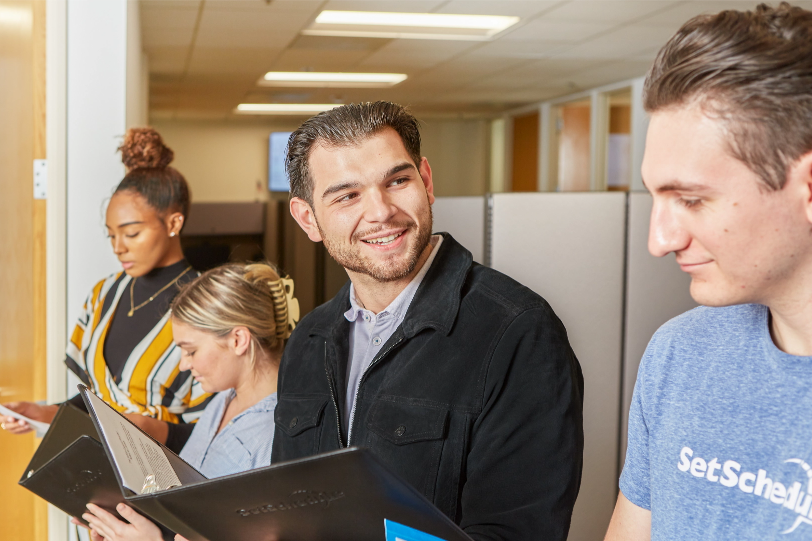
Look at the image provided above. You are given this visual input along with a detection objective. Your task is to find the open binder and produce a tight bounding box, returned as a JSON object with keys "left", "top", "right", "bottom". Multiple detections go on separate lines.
{"left": 18, "top": 401, "right": 127, "bottom": 526}
{"left": 77, "top": 385, "right": 472, "bottom": 541}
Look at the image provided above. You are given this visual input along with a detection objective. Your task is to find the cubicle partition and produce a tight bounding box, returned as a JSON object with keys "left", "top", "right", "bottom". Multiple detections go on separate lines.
{"left": 431, "top": 196, "right": 486, "bottom": 264}
{"left": 432, "top": 193, "right": 694, "bottom": 540}
{"left": 490, "top": 192, "right": 627, "bottom": 541}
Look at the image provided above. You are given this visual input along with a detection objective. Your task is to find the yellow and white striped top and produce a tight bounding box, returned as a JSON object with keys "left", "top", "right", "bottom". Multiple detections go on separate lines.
{"left": 65, "top": 271, "right": 209, "bottom": 423}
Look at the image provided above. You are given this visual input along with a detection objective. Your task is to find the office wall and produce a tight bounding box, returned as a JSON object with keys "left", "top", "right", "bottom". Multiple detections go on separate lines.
{"left": 151, "top": 116, "right": 491, "bottom": 203}
{"left": 66, "top": 0, "right": 147, "bottom": 409}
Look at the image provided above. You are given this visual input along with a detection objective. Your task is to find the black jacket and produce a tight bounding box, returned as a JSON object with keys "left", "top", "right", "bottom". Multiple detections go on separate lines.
{"left": 272, "top": 234, "right": 584, "bottom": 540}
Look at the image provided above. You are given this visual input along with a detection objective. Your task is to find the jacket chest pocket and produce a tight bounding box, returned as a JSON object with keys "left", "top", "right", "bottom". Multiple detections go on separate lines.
{"left": 365, "top": 400, "right": 449, "bottom": 500}
{"left": 274, "top": 396, "right": 328, "bottom": 459}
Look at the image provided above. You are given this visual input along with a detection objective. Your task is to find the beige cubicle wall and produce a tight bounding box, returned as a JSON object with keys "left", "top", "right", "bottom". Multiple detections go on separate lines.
{"left": 489, "top": 192, "right": 627, "bottom": 541}
{"left": 431, "top": 196, "right": 486, "bottom": 264}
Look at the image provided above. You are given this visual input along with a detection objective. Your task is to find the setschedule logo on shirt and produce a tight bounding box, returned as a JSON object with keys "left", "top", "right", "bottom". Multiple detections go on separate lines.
{"left": 678, "top": 446, "right": 812, "bottom": 534}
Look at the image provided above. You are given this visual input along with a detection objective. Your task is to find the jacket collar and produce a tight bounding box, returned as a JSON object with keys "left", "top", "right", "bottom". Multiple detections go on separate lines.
{"left": 310, "top": 232, "right": 472, "bottom": 339}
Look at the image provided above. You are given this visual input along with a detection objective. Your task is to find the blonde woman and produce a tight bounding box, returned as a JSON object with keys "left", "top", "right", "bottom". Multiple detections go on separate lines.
{"left": 78, "top": 262, "right": 299, "bottom": 541}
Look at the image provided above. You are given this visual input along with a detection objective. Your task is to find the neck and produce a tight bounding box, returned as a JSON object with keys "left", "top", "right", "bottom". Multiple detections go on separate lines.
{"left": 769, "top": 301, "right": 812, "bottom": 357}
{"left": 348, "top": 240, "right": 434, "bottom": 314}
{"left": 154, "top": 239, "right": 185, "bottom": 269}
{"left": 232, "top": 349, "right": 279, "bottom": 410}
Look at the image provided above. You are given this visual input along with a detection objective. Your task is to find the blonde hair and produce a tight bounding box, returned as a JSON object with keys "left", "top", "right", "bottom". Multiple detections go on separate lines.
{"left": 170, "top": 262, "right": 295, "bottom": 364}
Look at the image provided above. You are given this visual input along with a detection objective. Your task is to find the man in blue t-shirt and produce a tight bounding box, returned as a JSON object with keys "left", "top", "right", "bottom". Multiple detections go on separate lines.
{"left": 605, "top": 3, "right": 812, "bottom": 540}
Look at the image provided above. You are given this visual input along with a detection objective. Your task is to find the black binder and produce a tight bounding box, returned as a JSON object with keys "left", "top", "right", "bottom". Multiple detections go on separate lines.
{"left": 79, "top": 385, "right": 473, "bottom": 541}
{"left": 17, "top": 402, "right": 126, "bottom": 526}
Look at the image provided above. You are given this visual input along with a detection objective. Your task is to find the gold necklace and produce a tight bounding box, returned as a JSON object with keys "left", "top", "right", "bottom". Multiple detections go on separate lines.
{"left": 128, "top": 266, "right": 192, "bottom": 317}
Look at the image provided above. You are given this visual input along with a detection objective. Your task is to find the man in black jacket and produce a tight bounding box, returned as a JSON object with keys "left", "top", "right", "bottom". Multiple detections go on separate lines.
{"left": 274, "top": 101, "right": 584, "bottom": 540}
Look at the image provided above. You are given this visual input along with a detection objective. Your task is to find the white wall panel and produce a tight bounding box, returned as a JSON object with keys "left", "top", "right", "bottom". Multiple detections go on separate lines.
{"left": 431, "top": 196, "right": 485, "bottom": 264}
{"left": 620, "top": 193, "right": 696, "bottom": 463}
{"left": 489, "top": 192, "right": 626, "bottom": 541}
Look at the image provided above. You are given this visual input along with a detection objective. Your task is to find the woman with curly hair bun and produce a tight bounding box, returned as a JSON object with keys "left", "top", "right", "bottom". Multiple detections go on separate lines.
{"left": 1, "top": 127, "right": 210, "bottom": 452}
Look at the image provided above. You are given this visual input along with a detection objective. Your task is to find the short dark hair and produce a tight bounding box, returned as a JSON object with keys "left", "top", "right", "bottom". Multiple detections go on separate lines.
{"left": 115, "top": 128, "right": 191, "bottom": 224}
{"left": 285, "top": 101, "right": 422, "bottom": 206}
{"left": 644, "top": 2, "right": 812, "bottom": 190}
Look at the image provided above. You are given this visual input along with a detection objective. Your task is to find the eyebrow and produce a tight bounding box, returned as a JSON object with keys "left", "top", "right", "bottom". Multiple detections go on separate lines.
{"left": 642, "top": 179, "right": 713, "bottom": 194}
{"left": 105, "top": 220, "right": 145, "bottom": 229}
{"left": 320, "top": 162, "right": 417, "bottom": 201}
{"left": 174, "top": 340, "right": 192, "bottom": 347}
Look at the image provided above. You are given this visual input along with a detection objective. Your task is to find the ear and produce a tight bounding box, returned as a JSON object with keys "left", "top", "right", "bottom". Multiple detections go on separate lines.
{"left": 289, "top": 197, "right": 323, "bottom": 242}
{"left": 230, "top": 326, "right": 252, "bottom": 357}
{"left": 418, "top": 157, "right": 435, "bottom": 206}
{"left": 798, "top": 152, "right": 812, "bottom": 226}
{"left": 165, "top": 211, "right": 184, "bottom": 237}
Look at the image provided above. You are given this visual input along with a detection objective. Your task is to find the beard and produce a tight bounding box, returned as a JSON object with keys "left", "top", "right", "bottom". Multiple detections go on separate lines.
{"left": 317, "top": 207, "right": 433, "bottom": 283}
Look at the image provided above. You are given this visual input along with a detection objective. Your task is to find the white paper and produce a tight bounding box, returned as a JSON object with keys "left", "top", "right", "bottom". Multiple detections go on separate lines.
{"left": 0, "top": 403, "right": 50, "bottom": 437}
{"left": 83, "top": 391, "right": 182, "bottom": 494}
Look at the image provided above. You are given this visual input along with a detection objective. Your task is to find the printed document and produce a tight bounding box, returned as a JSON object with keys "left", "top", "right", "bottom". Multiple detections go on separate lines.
{"left": 83, "top": 391, "right": 181, "bottom": 494}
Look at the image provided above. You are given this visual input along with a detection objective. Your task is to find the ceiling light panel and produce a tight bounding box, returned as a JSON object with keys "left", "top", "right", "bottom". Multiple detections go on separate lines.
{"left": 235, "top": 103, "right": 343, "bottom": 115}
{"left": 259, "top": 71, "right": 407, "bottom": 88}
{"left": 304, "top": 10, "right": 520, "bottom": 41}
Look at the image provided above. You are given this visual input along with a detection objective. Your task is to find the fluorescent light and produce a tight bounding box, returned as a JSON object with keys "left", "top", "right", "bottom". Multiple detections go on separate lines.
{"left": 305, "top": 10, "right": 520, "bottom": 41}
{"left": 235, "top": 104, "right": 343, "bottom": 115}
{"left": 260, "top": 71, "right": 407, "bottom": 88}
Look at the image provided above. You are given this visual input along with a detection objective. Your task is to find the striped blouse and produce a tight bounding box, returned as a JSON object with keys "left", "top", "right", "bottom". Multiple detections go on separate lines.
{"left": 65, "top": 270, "right": 209, "bottom": 423}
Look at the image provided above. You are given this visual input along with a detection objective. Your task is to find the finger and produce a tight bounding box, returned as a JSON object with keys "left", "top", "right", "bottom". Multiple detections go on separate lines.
{"left": 84, "top": 508, "right": 120, "bottom": 539}
{"left": 90, "top": 530, "right": 105, "bottom": 541}
{"left": 116, "top": 503, "right": 147, "bottom": 526}
{"left": 86, "top": 504, "right": 121, "bottom": 528}
{"left": 83, "top": 514, "right": 111, "bottom": 539}
{"left": 70, "top": 517, "right": 90, "bottom": 530}
{"left": 175, "top": 536, "right": 191, "bottom": 541}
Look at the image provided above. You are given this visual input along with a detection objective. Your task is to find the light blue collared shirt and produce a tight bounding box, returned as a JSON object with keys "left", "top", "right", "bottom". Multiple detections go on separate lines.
{"left": 343, "top": 235, "right": 443, "bottom": 441}
{"left": 180, "top": 389, "right": 277, "bottom": 478}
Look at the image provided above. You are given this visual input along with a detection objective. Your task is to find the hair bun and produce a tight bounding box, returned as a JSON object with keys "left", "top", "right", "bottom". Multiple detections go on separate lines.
{"left": 119, "top": 127, "right": 174, "bottom": 170}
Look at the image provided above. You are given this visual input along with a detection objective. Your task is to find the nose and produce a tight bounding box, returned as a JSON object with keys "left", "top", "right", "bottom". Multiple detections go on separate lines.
{"left": 648, "top": 199, "right": 691, "bottom": 257}
{"left": 179, "top": 355, "right": 192, "bottom": 372}
{"left": 111, "top": 234, "right": 126, "bottom": 256}
{"left": 363, "top": 187, "right": 397, "bottom": 224}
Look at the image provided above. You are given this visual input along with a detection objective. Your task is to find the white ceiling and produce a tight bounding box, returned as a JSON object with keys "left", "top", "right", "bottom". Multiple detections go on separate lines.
{"left": 143, "top": 0, "right": 812, "bottom": 119}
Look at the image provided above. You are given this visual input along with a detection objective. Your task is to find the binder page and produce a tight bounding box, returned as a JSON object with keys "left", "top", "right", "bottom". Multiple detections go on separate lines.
{"left": 83, "top": 391, "right": 182, "bottom": 494}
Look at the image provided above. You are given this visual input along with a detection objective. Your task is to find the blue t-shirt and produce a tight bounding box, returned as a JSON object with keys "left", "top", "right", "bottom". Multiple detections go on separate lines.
{"left": 180, "top": 389, "right": 276, "bottom": 478}
{"left": 621, "top": 304, "right": 812, "bottom": 540}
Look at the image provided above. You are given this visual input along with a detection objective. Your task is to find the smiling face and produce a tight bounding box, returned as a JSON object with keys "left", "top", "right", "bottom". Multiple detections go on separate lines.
{"left": 105, "top": 190, "right": 185, "bottom": 277}
{"left": 643, "top": 104, "right": 812, "bottom": 307}
{"left": 290, "top": 127, "right": 435, "bottom": 284}
{"left": 173, "top": 320, "right": 247, "bottom": 394}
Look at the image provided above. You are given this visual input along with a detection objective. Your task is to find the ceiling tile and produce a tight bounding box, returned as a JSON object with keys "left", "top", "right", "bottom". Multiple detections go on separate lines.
{"left": 554, "top": 23, "right": 678, "bottom": 59}
{"left": 194, "top": 6, "right": 311, "bottom": 49}
{"left": 140, "top": 2, "right": 199, "bottom": 48}
{"left": 320, "top": 1, "right": 445, "bottom": 12}
{"left": 500, "top": 18, "right": 613, "bottom": 42}
{"left": 543, "top": 1, "right": 682, "bottom": 23}
{"left": 205, "top": 0, "right": 322, "bottom": 12}
{"left": 187, "top": 47, "right": 286, "bottom": 76}
{"left": 436, "top": 1, "right": 563, "bottom": 17}
{"left": 146, "top": 46, "right": 188, "bottom": 75}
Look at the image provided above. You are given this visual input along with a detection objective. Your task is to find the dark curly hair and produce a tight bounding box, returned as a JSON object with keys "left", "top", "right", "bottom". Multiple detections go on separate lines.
{"left": 115, "top": 127, "right": 191, "bottom": 224}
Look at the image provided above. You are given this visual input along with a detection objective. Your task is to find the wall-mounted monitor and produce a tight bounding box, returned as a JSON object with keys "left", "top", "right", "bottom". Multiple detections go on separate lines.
{"left": 269, "top": 132, "right": 292, "bottom": 192}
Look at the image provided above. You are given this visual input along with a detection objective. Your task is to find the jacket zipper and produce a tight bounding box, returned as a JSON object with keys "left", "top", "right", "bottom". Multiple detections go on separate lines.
{"left": 323, "top": 341, "right": 345, "bottom": 449}
{"left": 347, "top": 336, "right": 404, "bottom": 445}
